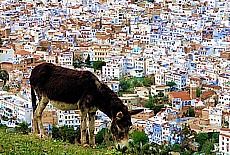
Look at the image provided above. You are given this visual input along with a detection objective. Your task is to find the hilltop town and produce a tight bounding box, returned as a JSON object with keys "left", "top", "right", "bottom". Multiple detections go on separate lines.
{"left": 0, "top": 0, "right": 230, "bottom": 154}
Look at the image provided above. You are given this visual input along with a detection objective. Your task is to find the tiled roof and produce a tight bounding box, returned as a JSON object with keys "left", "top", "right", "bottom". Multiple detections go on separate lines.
{"left": 169, "top": 91, "right": 191, "bottom": 101}
{"left": 200, "top": 90, "right": 215, "bottom": 100}
{"left": 15, "top": 50, "right": 30, "bottom": 55}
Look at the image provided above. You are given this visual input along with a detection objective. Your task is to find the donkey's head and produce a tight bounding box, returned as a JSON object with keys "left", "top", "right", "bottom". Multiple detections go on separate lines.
{"left": 110, "top": 108, "right": 143, "bottom": 151}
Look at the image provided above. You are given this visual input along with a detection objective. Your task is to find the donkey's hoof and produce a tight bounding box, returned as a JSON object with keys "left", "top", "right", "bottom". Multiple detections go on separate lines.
{"left": 38, "top": 134, "right": 49, "bottom": 140}
{"left": 82, "top": 144, "right": 90, "bottom": 148}
{"left": 90, "top": 144, "right": 96, "bottom": 148}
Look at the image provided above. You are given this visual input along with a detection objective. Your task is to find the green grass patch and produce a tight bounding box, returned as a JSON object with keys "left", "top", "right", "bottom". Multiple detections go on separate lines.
{"left": 0, "top": 130, "right": 119, "bottom": 155}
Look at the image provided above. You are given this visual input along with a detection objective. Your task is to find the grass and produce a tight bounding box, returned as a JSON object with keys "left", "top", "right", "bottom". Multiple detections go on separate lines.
{"left": 0, "top": 129, "right": 120, "bottom": 155}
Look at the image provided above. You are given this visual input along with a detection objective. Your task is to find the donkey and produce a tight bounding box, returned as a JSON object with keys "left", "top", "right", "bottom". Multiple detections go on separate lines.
{"left": 30, "top": 63, "right": 143, "bottom": 150}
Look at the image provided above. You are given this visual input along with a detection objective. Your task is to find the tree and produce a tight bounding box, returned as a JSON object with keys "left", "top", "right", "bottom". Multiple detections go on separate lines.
{"left": 201, "top": 140, "right": 214, "bottom": 154}
{"left": 15, "top": 121, "right": 31, "bottom": 134}
{"left": 151, "top": 104, "right": 164, "bottom": 114}
{"left": 145, "top": 95, "right": 153, "bottom": 108}
{"left": 95, "top": 128, "right": 112, "bottom": 145}
{"left": 3, "top": 85, "right": 10, "bottom": 91}
{"left": 171, "top": 144, "right": 181, "bottom": 152}
{"left": 1, "top": 115, "right": 8, "bottom": 121}
{"left": 157, "top": 91, "right": 164, "bottom": 97}
{"left": 0, "top": 70, "right": 9, "bottom": 85}
{"left": 51, "top": 125, "right": 61, "bottom": 139}
{"left": 41, "top": 46, "right": 47, "bottom": 51}
{"left": 73, "top": 56, "right": 84, "bottom": 68}
{"left": 60, "top": 125, "right": 77, "bottom": 143}
{"left": 212, "top": 133, "right": 219, "bottom": 143}
{"left": 133, "top": 78, "right": 142, "bottom": 88}
{"left": 181, "top": 125, "right": 191, "bottom": 138}
{"left": 196, "top": 88, "right": 201, "bottom": 98}
{"left": 131, "top": 130, "right": 148, "bottom": 145}
{"left": 0, "top": 38, "right": 2, "bottom": 47}
{"left": 142, "top": 77, "right": 154, "bottom": 87}
{"left": 166, "top": 81, "right": 177, "bottom": 91}
{"left": 188, "top": 106, "right": 195, "bottom": 117}
{"left": 194, "top": 132, "right": 209, "bottom": 145}
{"left": 85, "top": 54, "right": 91, "bottom": 67}
{"left": 152, "top": 96, "right": 158, "bottom": 104}
{"left": 162, "top": 96, "right": 168, "bottom": 104}
{"left": 119, "top": 77, "right": 131, "bottom": 92}
{"left": 222, "top": 121, "right": 229, "bottom": 128}
{"left": 52, "top": 125, "right": 80, "bottom": 144}
{"left": 92, "top": 61, "right": 106, "bottom": 71}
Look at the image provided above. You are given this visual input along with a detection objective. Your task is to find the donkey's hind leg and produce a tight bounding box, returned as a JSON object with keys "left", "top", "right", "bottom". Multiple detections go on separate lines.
{"left": 34, "top": 95, "right": 49, "bottom": 139}
{"left": 88, "top": 109, "right": 97, "bottom": 147}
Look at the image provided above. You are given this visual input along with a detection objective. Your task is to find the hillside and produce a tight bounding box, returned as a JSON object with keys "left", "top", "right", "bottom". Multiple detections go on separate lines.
{"left": 0, "top": 130, "right": 121, "bottom": 155}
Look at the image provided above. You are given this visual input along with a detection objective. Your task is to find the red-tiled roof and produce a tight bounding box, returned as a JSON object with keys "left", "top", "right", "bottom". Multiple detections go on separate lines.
{"left": 200, "top": 90, "right": 215, "bottom": 99}
{"left": 15, "top": 50, "right": 30, "bottom": 55}
{"left": 169, "top": 91, "right": 191, "bottom": 100}
{"left": 221, "top": 128, "right": 230, "bottom": 131}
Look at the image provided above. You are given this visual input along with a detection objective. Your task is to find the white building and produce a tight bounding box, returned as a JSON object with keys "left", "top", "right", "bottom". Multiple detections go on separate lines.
{"left": 57, "top": 52, "right": 74, "bottom": 68}
{"left": 219, "top": 92, "right": 230, "bottom": 107}
{"left": 209, "top": 107, "right": 222, "bottom": 127}
{"left": 0, "top": 92, "right": 32, "bottom": 126}
{"left": 57, "top": 110, "right": 81, "bottom": 130}
{"left": 102, "top": 64, "right": 123, "bottom": 81}
{"left": 219, "top": 128, "right": 230, "bottom": 155}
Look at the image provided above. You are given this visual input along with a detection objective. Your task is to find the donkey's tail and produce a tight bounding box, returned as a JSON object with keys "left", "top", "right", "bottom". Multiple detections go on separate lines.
{"left": 31, "top": 86, "right": 37, "bottom": 114}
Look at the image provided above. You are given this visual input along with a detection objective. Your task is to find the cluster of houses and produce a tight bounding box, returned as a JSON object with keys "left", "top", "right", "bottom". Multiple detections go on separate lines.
{"left": 0, "top": 0, "right": 230, "bottom": 154}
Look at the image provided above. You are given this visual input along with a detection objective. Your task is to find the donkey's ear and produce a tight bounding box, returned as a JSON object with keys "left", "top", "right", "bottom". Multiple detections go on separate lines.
{"left": 116, "top": 111, "right": 123, "bottom": 120}
{"left": 129, "top": 109, "right": 144, "bottom": 115}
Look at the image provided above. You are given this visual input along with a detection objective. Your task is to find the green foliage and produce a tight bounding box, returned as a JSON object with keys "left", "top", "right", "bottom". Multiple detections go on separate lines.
{"left": 0, "top": 38, "right": 2, "bottom": 47}
{"left": 171, "top": 144, "right": 181, "bottom": 152}
{"left": 151, "top": 104, "right": 164, "bottom": 115}
{"left": 212, "top": 133, "right": 219, "bottom": 143}
{"left": 131, "top": 130, "right": 148, "bottom": 145}
{"left": 152, "top": 96, "right": 158, "bottom": 103}
{"left": 222, "top": 121, "right": 229, "bottom": 128}
{"left": 119, "top": 77, "right": 154, "bottom": 92}
{"left": 157, "top": 91, "right": 164, "bottom": 97}
{"left": 0, "top": 70, "right": 9, "bottom": 85}
{"left": 104, "top": 149, "right": 123, "bottom": 155}
{"left": 133, "top": 78, "right": 142, "bottom": 87}
{"left": 52, "top": 125, "right": 80, "bottom": 144}
{"left": 196, "top": 88, "right": 201, "bottom": 98}
{"left": 182, "top": 106, "right": 195, "bottom": 117}
{"left": 194, "top": 132, "right": 209, "bottom": 145}
{"left": 180, "top": 150, "right": 193, "bottom": 155}
{"left": 166, "top": 81, "right": 177, "bottom": 91}
{"left": 145, "top": 95, "right": 153, "bottom": 108}
{"left": 119, "top": 77, "right": 131, "bottom": 92}
{"left": 162, "top": 96, "right": 168, "bottom": 103}
{"left": 85, "top": 54, "right": 91, "bottom": 67}
{"left": 95, "top": 128, "right": 112, "bottom": 146}
{"left": 1, "top": 115, "right": 9, "bottom": 121}
{"left": 201, "top": 140, "right": 214, "bottom": 154}
{"left": 41, "top": 46, "right": 47, "bottom": 51}
{"left": 181, "top": 125, "right": 191, "bottom": 138}
{"left": 142, "top": 77, "right": 154, "bottom": 87}
{"left": 188, "top": 106, "right": 195, "bottom": 117}
{"left": 148, "top": 144, "right": 170, "bottom": 154}
{"left": 73, "top": 57, "right": 84, "bottom": 68}
{"left": 144, "top": 96, "right": 164, "bottom": 114}
{"left": 15, "top": 121, "right": 31, "bottom": 134}
{"left": 93, "top": 61, "right": 106, "bottom": 71}
{"left": 51, "top": 125, "right": 60, "bottom": 139}
{"left": 0, "top": 129, "right": 108, "bottom": 154}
